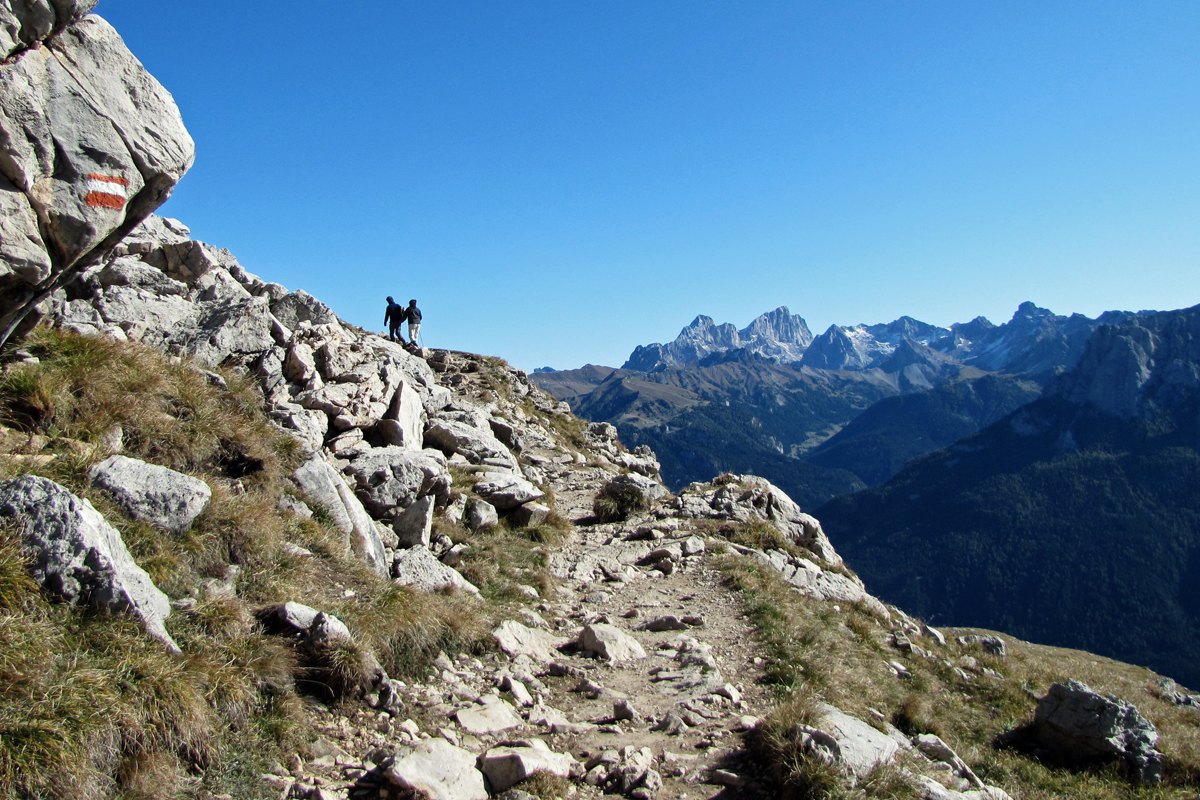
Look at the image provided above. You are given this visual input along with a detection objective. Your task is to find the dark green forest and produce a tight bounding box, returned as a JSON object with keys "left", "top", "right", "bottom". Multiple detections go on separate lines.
{"left": 818, "top": 396, "right": 1200, "bottom": 687}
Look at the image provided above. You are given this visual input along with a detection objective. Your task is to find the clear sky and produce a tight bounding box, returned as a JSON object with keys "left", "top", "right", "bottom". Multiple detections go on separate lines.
{"left": 100, "top": 1, "right": 1200, "bottom": 371}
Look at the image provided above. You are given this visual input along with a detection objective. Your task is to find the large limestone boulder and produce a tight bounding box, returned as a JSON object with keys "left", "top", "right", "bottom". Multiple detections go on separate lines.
{"left": 492, "top": 620, "right": 566, "bottom": 665}
{"left": 480, "top": 739, "right": 576, "bottom": 792}
{"left": 88, "top": 454, "right": 211, "bottom": 533}
{"left": 270, "top": 289, "right": 338, "bottom": 331}
{"left": 343, "top": 446, "right": 450, "bottom": 516}
{"left": 293, "top": 455, "right": 388, "bottom": 576}
{"left": 577, "top": 623, "right": 647, "bottom": 662}
{"left": 473, "top": 471, "right": 544, "bottom": 511}
{"left": 381, "top": 738, "right": 487, "bottom": 800}
{"left": 789, "top": 704, "right": 906, "bottom": 783}
{"left": 392, "top": 545, "right": 479, "bottom": 595}
{"left": 424, "top": 417, "right": 517, "bottom": 469}
{"left": 0, "top": 475, "right": 178, "bottom": 652}
{"left": 1031, "top": 680, "right": 1162, "bottom": 784}
{"left": 0, "top": 10, "right": 194, "bottom": 346}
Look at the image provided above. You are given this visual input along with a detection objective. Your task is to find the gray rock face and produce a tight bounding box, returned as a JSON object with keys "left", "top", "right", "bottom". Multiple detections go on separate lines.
{"left": 0, "top": 9, "right": 194, "bottom": 346}
{"left": 344, "top": 446, "right": 450, "bottom": 516}
{"left": 270, "top": 289, "right": 337, "bottom": 331}
{"left": 473, "top": 472, "right": 544, "bottom": 511}
{"left": 393, "top": 495, "right": 434, "bottom": 549}
{"left": 392, "top": 545, "right": 479, "bottom": 595}
{"left": 88, "top": 454, "right": 211, "bottom": 533}
{"left": 1031, "top": 679, "right": 1162, "bottom": 784}
{"left": 480, "top": 739, "right": 576, "bottom": 792}
{"left": 0, "top": 475, "right": 178, "bottom": 652}
{"left": 293, "top": 455, "right": 388, "bottom": 575}
{"left": 381, "top": 738, "right": 487, "bottom": 800}
{"left": 602, "top": 472, "right": 671, "bottom": 505}
{"left": 790, "top": 704, "right": 905, "bottom": 783}
{"left": 578, "top": 623, "right": 647, "bottom": 662}
{"left": 1047, "top": 304, "right": 1200, "bottom": 420}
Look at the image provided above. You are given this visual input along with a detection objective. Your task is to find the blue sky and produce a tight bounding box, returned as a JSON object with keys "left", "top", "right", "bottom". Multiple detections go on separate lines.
{"left": 101, "top": 1, "right": 1200, "bottom": 371}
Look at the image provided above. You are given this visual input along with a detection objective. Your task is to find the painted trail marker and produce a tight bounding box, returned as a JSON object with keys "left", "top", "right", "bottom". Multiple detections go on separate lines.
{"left": 85, "top": 174, "right": 129, "bottom": 210}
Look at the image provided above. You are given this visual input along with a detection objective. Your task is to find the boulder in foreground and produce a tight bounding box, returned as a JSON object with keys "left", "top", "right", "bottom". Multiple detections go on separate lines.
{"left": 0, "top": 475, "right": 179, "bottom": 652}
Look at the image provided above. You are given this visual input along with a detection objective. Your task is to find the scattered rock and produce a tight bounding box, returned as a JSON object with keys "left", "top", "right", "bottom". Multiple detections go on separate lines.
{"left": 578, "top": 623, "right": 648, "bottom": 662}
{"left": 480, "top": 739, "right": 576, "bottom": 792}
{"left": 88, "top": 455, "right": 211, "bottom": 533}
{"left": 380, "top": 738, "right": 487, "bottom": 800}
{"left": 393, "top": 546, "right": 479, "bottom": 595}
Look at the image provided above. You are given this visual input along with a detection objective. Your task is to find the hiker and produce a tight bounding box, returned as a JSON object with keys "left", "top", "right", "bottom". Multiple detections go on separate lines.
{"left": 384, "top": 296, "right": 404, "bottom": 342}
{"left": 401, "top": 299, "right": 422, "bottom": 346}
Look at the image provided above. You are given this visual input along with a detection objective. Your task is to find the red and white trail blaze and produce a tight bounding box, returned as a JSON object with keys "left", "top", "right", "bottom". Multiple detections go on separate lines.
{"left": 85, "top": 174, "right": 129, "bottom": 210}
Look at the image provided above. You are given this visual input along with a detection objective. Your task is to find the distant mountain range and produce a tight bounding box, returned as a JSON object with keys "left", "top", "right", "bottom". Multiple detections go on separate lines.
{"left": 532, "top": 301, "right": 1141, "bottom": 506}
{"left": 817, "top": 303, "right": 1200, "bottom": 687}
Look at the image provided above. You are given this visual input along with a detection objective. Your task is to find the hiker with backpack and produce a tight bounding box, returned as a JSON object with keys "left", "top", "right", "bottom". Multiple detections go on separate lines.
{"left": 384, "top": 296, "right": 405, "bottom": 342}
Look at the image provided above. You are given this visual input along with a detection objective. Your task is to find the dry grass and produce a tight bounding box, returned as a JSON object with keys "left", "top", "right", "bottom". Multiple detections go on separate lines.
{"left": 592, "top": 482, "right": 650, "bottom": 522}
{"left": 720, "top": 553, "right": 1200, "bottom": 799}
{"left": 448, "top": 518, "right": 559, "bottom": 605}
{"left": 517, "top": 769, "right": 572, "bottom": 799}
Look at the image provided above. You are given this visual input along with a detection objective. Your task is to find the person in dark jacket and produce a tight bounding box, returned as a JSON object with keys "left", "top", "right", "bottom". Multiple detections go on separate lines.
{"left": 384, "top": 296, "right": 404, "bottom": 342}
{"left": 401, "top": 299, "right": 422, "bottom": 346}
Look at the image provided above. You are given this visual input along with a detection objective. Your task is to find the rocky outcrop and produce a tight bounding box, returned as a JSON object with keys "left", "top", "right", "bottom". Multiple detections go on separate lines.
{"left": 0, "top": 475, "right": 178, "bottom": 651}
{"left": 0, "top": 5, "right": 194, "bottom": 346}
{"left": 293, "top": 455, "right": 388, "bottom": 576}
{"left": 1046, "top": 304, "right": 1200, "bottom": 420}
{"left": 1029, "top": 680, "right": 1162, "bottom": 784}
{"left": 672, "top": 474, "right": 841, "bottom": 566}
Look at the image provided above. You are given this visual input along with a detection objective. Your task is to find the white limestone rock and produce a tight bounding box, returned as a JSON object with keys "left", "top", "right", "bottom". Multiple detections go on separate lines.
{"left": 790, "top": 703, "right": 907, "bottom": 783}
{"left": 344, "top": 446, "right": 450, "bottom": 516}
{"left": 393, "top": 495, "right": 434, "bottom": 549}
{"left": 465, "top": 498, "right": 498, "bottom": 531}
{"left": 455, "top": 695, "right": 523, "bottom": 735}
{"left": 578, "top": 623, "right": 647, "bottom": 662}
{"left": 293, "top": 455, "right": 388, "bottom": 575}
{"left": 473, "top": 472, "right": 544, "bottom": 511}
{"left": 393, "top": 545, "right": 479, "bottom": 595}
{"left": 0, "top": 475, "right": 178, "bottom": 652}
{"left": 381, "top": 739, "right": 487, "bottom": 800}
{"left": 270, "top": 289, "right": 338, "bottom": 331}
{"left": 492, "top": 620, "right": 566, "bottom": 665}
{"left": 480, "top": 739, "right": 576, "bottom": 792}
{"left": 380, "top": 378, "right": 424, "bottom": 450}
{"left": 88, "top": 455, "right": 211, "bottom": 533}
